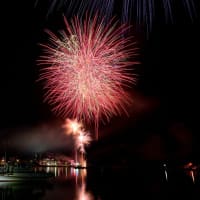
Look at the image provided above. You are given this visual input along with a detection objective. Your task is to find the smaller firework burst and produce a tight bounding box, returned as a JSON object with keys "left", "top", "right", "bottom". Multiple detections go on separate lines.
{"left": 62, "top": 118, "right": 82, "bottom": 135}
{"left": 75, "top": 130, "right": 92, "bottom": 154}
{"left": 63, "top": 118, "right": 92, "bottom": 165}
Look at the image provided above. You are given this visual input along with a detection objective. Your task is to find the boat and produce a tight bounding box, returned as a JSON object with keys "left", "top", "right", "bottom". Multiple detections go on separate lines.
{"left": 0, "top": 171, "right": 54, "bottom": 182}
{"left": 0, "top": 161, "right": 54, "bottom": 182}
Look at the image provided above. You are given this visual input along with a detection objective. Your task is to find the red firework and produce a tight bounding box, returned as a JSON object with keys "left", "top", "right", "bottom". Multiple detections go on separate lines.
{"left": 38, "top": 15, "right": 138, "bottom": 139}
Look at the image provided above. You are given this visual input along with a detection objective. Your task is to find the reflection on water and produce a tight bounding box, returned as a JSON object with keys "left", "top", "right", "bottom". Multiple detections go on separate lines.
{"left": 0, "top": 181, "right": 50, "bottom": 200}
{"left": 0, "top": 167, "right": 97, "bottom": 200}
{"left": 1, "top": 164, "right": 200, "bottom": 199}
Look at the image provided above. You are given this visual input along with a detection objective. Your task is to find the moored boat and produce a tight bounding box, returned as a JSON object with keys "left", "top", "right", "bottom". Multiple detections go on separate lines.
{"left": 0, "top": 172, "right": 54, "bottom": 181}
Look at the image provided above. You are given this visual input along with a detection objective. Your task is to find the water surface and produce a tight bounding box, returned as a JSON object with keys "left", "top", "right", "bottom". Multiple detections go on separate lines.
{"left": 0, "top": 165, "right": 200, "bottom": 199}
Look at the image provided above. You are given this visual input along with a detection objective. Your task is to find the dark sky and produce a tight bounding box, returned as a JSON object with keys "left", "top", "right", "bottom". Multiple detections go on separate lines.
{"left": 0, "top": 1, "right": 199, "bottom": 159}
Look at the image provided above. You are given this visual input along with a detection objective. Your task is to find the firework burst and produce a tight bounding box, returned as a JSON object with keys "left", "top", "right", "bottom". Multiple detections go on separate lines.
{"left": 75, "top": 130, "right": 92, "bottom": 154}
{"left": 35, "top": 0, "right": 197, "bottom": 36}
{"left": 62, "top": 118, "right": 82, "bottom": 135}
{"left": 38, "top": 15, "right": 138, "bottom": 139}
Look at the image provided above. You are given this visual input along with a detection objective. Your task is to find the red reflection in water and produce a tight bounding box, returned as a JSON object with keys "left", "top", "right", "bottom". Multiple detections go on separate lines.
{"left": 41, "top": 166, "right": 97, "bottom": 199}
{"left": 76, "top": 169, "right": 95, "bottom": 200}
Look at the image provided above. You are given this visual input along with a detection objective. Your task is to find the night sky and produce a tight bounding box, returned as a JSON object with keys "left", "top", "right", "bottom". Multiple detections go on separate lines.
{"left": 0, "top": 1, "right": 200, "bottom": 161}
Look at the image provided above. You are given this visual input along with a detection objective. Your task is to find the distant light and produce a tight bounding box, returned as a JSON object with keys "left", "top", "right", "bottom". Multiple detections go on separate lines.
{"left": 75, "top": 168, "right": 79, "bottom": 176}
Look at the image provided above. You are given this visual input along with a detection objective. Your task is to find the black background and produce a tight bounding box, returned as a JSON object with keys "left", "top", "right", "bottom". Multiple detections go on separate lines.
{"left": 0, "top": 0, "right": 199, "bottom": 160}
